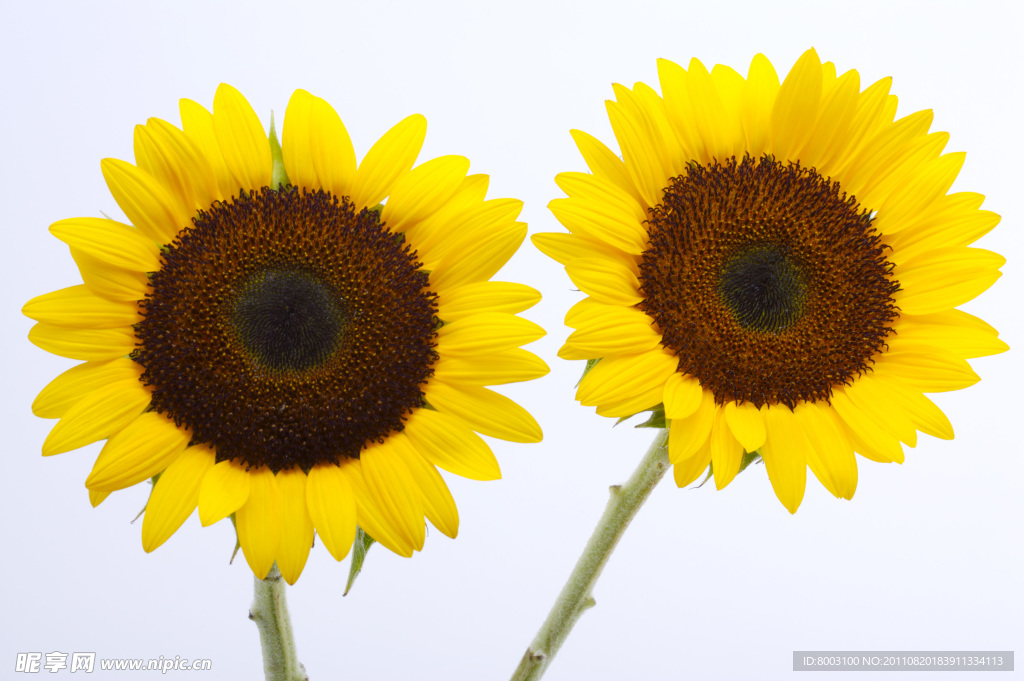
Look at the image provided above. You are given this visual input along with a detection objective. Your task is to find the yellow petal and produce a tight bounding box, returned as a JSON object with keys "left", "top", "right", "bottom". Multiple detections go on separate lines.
{"left": 277, "top": 467, "right": 315, "bottom": 585}
{"left": 101, "top": 158, "right": 189, "bottom": 244}
{"left": 723, "top": 400, "right": 767, "bottom": 452}
{"left": 403, "top": 408, "right": 501, "bottom": 481}
{"left": 548, "top": 197, "right": 648, "bottom": 255}
{"left": 686, "top": 58, "right": 737, "bottom": 161}
{"left": 431, "top": 349, "right": 549, "bottom": 386}
{"left": 554, "top": 172, "right": 647, "bottom": 223}
{"left": 740, "top": 53, "right": 781, "bottom": 157}
{"left": 141, "top": 445, "right": 215, "bottom": 552}
{"left": 794, "top": 403, "right": 857, "bottom": 500}
{"left": 890, "top": 310, "right": 1007, "bottom": 359}
{"left": 281, "top": 89, "right": 318, "bottom": 191}
{"left": 709, "top": 408, "right": 744, "bottom": 490}
{"left": 361, "top": 440, "right": 426, "bottom": 552}
{"left": 569, "top": 128, "right": 645, "bottom": 206}
{"left": 70, "top": 248, "right": 151, "bottom": 301}
{"left": 411, "top": 197, "right": 522, "bottom": 267}
{"left": 844, "top": 375, "right": 918, "bottom": 447}
{"left": 436, "top": 312, "right": 545, "bottom": 356}
{"left": 29, "top": 323, "right": 136, "bottom": 362}
{"left": 198, "top": 459, "right": 252, "bottom": 526}
{"left": 605, "top": 96, "right": 667, "bottom": 209}
{"left": 425, "top": 381, "right": 542, "bottom": 443}
{"left": 24, "top": 285, "right": 139, "bottom": 329}
{"left": 50, "top": 217, "right": 162, "bottom": 272}
{"left": 41, "top": 377, "right": 150, "bottom": 457}
{"left": 667, "top": 389, "right": 716, "bottom": 464}
{"left": 429, "top": 222, "right": 528, "bottom": 291}
{"left": 895, "top": 247, "right": 1004, "bottom": 315}
{"left": 86, "top": 412, "right": 190, "bottom": 492}
{"left": 212, "top": 83, "right": 271, "bottom": 192}
{"left": 760, "top": 405, "right": 809, "bottom": 513}
{"left": 134, "top": 118, "right": 219, "bottom": 211}
{"left": 308, "top": 95, "right": 357, "bottom": 198}
{"left": 388, "top": 433, "right": 459, "bottom": 539}
{"left": 436, "top": 282, "right": 540, "bottom": 321}
{"left": 306, "top": 463, "right": 358, "bottom": 562}
{"left": 874, "top": 346, "right": 980, "bottom": 393}
{"left": 235, "top": 466, "right": 282, "bottom": 580}
{"left": 564, "top": 257, "right": 642, "bottom": 306}
{"left": 531, "top": 231, "right": 632, "bottom": 267}
{"left": 870, "top": 375, "right": 954, "bottom": 440}
{"left": 663, "top": 372, "right": 703, "bottom": 419}
{"left": 595, "top": 383, "right": 664, "bottom": 418}
{"left": 351, "top": 114, "right": 427, "bottom": 210}
{"left": 576, "top": 347, "right": 677, "bottom": 406}
{"left": 830, "top": 388, "right": 905, "bottom": 463}
{"left": 344, "top": 460, "right": 414, "bottom": 557}
{"left": 32, "top": 358, "right": 141, "bottom": 419}
{"left": 771, "top": 48, "right": 822, "bottom": 162}
{"left": 179, "top": 98, "right": 235, "bottom": 198}
{"left": 381, "top": 155, "right": 470, "bottom": 233}
{"left": 672, "top": 437, "right": 713, "bottom": 488}
{"left": 563, "top": 304, "right": 661, "bottom": 357}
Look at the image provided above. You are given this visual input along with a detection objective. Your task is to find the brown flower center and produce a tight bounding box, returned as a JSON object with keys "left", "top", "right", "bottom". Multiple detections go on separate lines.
{"left": 638, "top": 156, "right": 899, "bottom": 409}
{"left": 134, "top": 186, "right": 438, "bottom": 471}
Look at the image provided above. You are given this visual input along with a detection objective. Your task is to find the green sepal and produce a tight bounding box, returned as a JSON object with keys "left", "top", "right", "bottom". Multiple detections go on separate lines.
{"left": 739, "top": 450, "right": 762, "bottom": 473}
{"left": 635, "top": 405, "right": 666, "bottom": 429}
{"left": 229, "top": 512, "right": 242, "bottom": 564}
{"left": 697, "top": 450, "right": 762, "bottom": 487}
{"left": 576, "top": 358, "right": 601, "bottom": 387}
{"left": 268, "top": 112, "right": 290, "bottom": 190}
{"left": 344, "top": 527, "right": 376, "bottom": 596}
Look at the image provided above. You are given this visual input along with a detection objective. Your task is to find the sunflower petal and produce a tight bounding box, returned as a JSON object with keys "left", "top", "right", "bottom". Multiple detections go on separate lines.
{"left": 212, "top": 84, "right": 271, "bottom": 192}
{"left": 277, "top": 467, "right": 315, "bottom": 585}
{"left": 24, "top": 285, "right": 139, "bottom": 329}
{"left": 351, "top": 114, "right": 427, "bottom": 210}
{"left": 32, "top": 358, "right": 141, "bottom": 419}
{"left": 306, "top": 462, "right": 357, "bottom": 562}
{"left": 41, "top": 377, "right": 150, "bottom": 456}
{"left": 361, "top": 440, "right": 426, "bottom": 552}
{"left": 85, "top": 412, "right": 190, "bottom": 492}
{"left": 50, "top": 218, "right": 162, "bottom": 272}
{"left": 141, "top": 445, "right": 215, "bottom": 552}
{"left": 403, "top": 408, "right": 501, "bottom": 481}
{"left": 28, "top": 323, "right": 136, "bottom": 362}
{"left": 235, "top": 466, "right": 282, "bottom": 580}
{"left": 425, "top": 381, "right": 542, "bottom": 443}
{"left": 198, "top": 459, "right": 252, "bottom": 526}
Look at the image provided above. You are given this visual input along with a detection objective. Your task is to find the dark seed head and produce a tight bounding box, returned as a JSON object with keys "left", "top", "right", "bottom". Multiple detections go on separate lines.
{"left": 638, "top": 155, "right": 899, "bottom": 409}
{"left": 134, "top": 186, "right": 439, "bottom": 472}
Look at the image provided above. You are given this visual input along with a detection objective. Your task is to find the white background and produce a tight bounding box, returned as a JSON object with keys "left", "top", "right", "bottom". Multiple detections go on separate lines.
{"left": 2, "top": 1, "right": 1021, "bottom": 679}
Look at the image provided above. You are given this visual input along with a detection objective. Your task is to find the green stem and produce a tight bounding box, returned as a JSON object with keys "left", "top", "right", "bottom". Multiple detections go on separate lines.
{"left": 509, "top": 428, "right": 670, "bottom": 681}
{"left": 250, "top": 563, "right": 308, "bottom": 681}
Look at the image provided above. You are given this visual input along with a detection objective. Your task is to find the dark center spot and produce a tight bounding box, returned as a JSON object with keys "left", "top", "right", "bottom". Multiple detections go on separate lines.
{"left": 717, "top": 245, "right": 805, "bottom": 333}
{"left": 231, "top": 269, "right": 345, "bottom": 372}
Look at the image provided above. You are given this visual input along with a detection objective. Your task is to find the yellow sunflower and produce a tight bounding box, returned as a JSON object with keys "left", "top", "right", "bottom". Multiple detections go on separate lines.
{"left": 535, "top": 48, "right": 1006, "bottom": 512}
{"left": 25, "top": 84, "right": 548, "bottom": 584}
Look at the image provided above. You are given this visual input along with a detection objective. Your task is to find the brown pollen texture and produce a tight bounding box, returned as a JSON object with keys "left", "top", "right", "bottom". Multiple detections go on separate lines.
{"left": 133, "top": 186, "right": 438, "bottom": 472}
{"left": 638, "top": 155, "right": 899, "bottom": 409}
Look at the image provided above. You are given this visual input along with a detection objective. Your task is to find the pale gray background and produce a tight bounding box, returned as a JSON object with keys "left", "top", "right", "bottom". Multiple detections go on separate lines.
{"left": 2, "top": 1, "right": 1021, "bottom": 679}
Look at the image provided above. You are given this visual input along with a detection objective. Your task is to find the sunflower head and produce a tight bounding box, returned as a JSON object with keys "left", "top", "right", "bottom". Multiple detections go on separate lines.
{"left": 24, "top": 84, "right": 548, "bottom": 583}
{"left": 536, "top": 49, "right": 1006, "bottom": 512}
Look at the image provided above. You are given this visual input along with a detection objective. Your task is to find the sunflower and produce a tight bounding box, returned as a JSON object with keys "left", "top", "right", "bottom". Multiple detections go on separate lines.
{"left": 535, "top": 48, "right": 1006, "bottom": 512}
{"left": 25, "top": 84, "right": 548, "bottom": 583}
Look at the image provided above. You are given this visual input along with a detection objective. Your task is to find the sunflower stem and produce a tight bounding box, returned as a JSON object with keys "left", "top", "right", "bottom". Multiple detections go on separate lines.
{"left": 509, "top": 428, "right": 670, "bottom": 681}
{"left": 250, "top": 563, "right": 308, "bottom": 681}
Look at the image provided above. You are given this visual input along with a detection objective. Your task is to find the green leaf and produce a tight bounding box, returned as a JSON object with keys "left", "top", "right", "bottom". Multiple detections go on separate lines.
{"left": 344, "top": 527, "right": 376, "bottom": 596}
